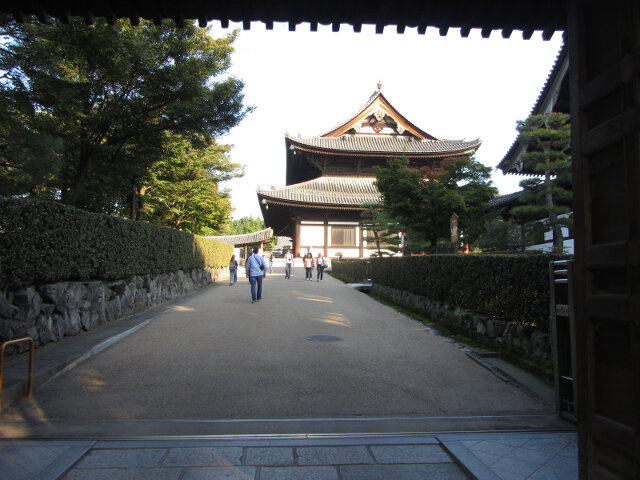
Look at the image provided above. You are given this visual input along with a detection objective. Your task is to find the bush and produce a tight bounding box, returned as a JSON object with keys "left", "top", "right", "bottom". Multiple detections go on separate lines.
{"left": 0, "top": 197, "right": 233, "bottom": 288}
{"left": 335, "top": 254, "right": 570, "bottom": 331}
{"left": 331, "top": 259, "right": 369, "bottom": 283}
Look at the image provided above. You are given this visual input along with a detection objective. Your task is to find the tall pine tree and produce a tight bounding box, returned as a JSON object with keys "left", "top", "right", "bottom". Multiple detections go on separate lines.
{"left": 510, "top": 113, "right": 571, "bottom": 251}
{"left": 360, "top": 202, "right": 402, "bottom": 257}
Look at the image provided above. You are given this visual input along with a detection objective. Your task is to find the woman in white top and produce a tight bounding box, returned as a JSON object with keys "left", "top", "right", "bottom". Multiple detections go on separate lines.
{"left": 316, "top": 253, "right": 326, "bottom": 282}
{"left": 303, "top": 253, "right": 314, "bottom": 281}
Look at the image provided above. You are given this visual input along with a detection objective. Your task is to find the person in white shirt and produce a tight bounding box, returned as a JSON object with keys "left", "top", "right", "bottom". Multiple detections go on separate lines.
{"left": 284, "top": 249, "right": 293, "bottom": 279}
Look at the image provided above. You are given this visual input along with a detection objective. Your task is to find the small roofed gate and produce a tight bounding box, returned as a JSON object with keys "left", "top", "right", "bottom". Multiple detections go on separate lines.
{"left": 568, "top": 1, "right": 639, "bottom": 479}
{"left": 209, "top": 228, "right": 274, "bottom": 264}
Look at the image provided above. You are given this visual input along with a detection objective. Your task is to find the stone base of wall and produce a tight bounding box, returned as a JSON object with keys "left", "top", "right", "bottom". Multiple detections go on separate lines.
{"left": 0, "top": 267, "right": 226, "bottom": 354}
{"left": 371, "top": 284, "right": 551, "bottom": 359}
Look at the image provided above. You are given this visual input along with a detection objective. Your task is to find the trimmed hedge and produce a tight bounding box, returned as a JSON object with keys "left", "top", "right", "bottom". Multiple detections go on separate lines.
{"left": 329, "top": 259, "right": 369, "bottom": 284}
{"left": 333, "top": 254, "right": 570, "bottom": 331}
{"left": 0, "top": 198, "right": 233, "bottom": 289}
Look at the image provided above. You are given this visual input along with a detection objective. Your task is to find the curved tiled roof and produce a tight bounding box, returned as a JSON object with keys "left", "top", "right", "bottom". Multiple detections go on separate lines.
{"left": 490, "top": 190, "right": 524, "bottom": 207}
{"left": 319, "top": 88, "right": 436, "bottom": 140}
{"left": 286, "top": 134, "right": 481, "bottom": 156}
{"left": 498, "top": 43, "right": 568, "bottom": 174}
{"left": 209, "top": 228, "right": 274, "bottom": 246}
{"left": 258, "top": 176, "right": 381, "bottom": 208}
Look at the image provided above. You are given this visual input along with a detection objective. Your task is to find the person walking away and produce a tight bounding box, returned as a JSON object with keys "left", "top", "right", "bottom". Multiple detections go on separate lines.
{"left": 284, "top": 249, "right": 293, "bottom": 279}
{"left": 304, "top": 252, "right": 314, "bottom": 281}
{"left": 229, "top": 255, "right": 238, "bottom": 286}
{"left": 316, "top": 253, "right": 326, "bottom": 281}
{"left": 268, "top": 254, "right": 274, "bottom": 273}
{"left": 246, "top": 246, "right": 267, "bottom": 303}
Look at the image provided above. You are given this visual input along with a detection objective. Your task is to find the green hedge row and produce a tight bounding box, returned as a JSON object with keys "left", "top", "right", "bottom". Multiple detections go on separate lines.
{"left": 333, "top": 254, "right": 570, "bottom": 331}
{"left": 0, "top": 198, "right": 233, "bottom": 288}
{"left": 329, "top": 259, "right": 369, "bottom": 284}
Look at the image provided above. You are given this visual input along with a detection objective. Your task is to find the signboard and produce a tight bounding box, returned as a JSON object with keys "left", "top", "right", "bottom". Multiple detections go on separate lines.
{"left": 450, "top": 212, "right": 459, "bottom": 243}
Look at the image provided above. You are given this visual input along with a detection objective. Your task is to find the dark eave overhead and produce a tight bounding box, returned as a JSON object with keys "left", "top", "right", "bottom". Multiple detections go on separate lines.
{"left": 2, "top": 1, "right": 566, "bottom": 39}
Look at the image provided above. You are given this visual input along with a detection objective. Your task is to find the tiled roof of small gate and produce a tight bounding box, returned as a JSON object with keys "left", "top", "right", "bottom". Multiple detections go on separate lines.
{"left": 258, "top": 176, "right": 381, "bottom": 207}
{"left": 286, "top": 134, "right": 481, "bottom": 155}
{"left": 209, "top": 228, "right": 273, "bottom": 246}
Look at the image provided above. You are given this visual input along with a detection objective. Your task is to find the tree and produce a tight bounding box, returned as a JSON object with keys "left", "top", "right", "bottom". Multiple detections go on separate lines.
{"left": 510, "top": 113, "right": 571, "bottom": 251}
{"left": 138, "top": 135, "right": 243, "bottom": 235}
{"left": 476, "top": 218, "right": 522, "bottom": 252}
{"left": 360, "top": 202, "right": 402, "bottom": 257}
{"left": 0, "top": 16, "right": 251, "bottom": 214}
{"left": 227, "top": 216, "right": 265, "bottom": 235}
{"left": 374, "top": 156, "right": 496, "bottom": 253}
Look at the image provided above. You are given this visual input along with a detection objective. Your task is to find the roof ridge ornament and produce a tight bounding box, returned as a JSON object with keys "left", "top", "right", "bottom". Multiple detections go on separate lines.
{"left": 376, "top": 81, "right": 383, "bottom": 92}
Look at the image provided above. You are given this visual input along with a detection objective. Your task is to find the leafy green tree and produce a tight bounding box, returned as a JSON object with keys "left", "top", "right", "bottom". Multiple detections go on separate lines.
{"left": 476, "top": 218, "right": 522, "bottom": 252}
{"left": 360, "top": 202, "right": 402, "bottom": 257}
{"left": 0, "top": 16, "right": 251, "bottom": 214}
{"left": 227, "top": 217, "right": 265, "bottom": 235}
{"left": 510, "top": 113, "right": 571, "bottom": 251}
{"left": 374, "top": 156, "right": 496, "bottom": 253}
{"left": 138, "top": 135, "right": 242, "bottom": 235}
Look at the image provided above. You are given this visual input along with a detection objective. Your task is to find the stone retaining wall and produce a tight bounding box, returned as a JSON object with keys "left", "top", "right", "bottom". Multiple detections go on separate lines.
{"left": 0, "top": 267, "right": 226, "bottom": 354}
{"left": 371, "top": 283, "right": 551, "bottom": 359}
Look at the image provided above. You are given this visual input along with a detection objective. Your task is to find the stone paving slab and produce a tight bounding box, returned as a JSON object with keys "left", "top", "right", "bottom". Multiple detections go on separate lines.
{"left": 244, "top": 446, "right": 294, "bottom": 466}
{"left": 260, "top": 465, "right": 339, "bottom": 480}
{"left": 161, "top": 446, "right": 244, "bottom": 467}
{"left": 0, "top": 440, "right": 93, "bottom": 480}
{"left": 370, "top": 444, "right": 452, "bottom": 464}
{"left": 438, "top": 432, "right": 578, "bottom": 480}
{"left": 63, "top": 467, "right": 184, "bottom": 480}
{"left": 339, "top": 463, "right": 470, "bottom": 479}
{"left": 296, "top": 445, "right": 374, "bottom": 465}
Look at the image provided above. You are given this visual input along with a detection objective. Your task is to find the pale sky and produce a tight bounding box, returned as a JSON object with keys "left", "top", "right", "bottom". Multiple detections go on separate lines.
{"left": 208, "top": 22, "right": 565, "bottom": 220}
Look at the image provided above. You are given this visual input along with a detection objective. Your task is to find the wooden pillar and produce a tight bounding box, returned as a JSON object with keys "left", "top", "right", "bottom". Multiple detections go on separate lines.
{"left": 359, "top": 225, "right": 364, "bottom": 258}
{"left": 294, "top": 221, "right": 301, "bottom": 257}
{"left": 243, "top": 245, "right": 247, "bottom": 264}
{"left": 324, "top": 220, "right": 329, "bottom": 257}
{"left": 568, "top": 1, "right": 640, "bottom": 478}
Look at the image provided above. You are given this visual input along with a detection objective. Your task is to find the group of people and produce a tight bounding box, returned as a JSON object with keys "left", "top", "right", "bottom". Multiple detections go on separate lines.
{"left": 302, "top": 252, "right": 326, "bottom": 281}
{"left": 229, "top": 248, "right": 328, "bottom": 303}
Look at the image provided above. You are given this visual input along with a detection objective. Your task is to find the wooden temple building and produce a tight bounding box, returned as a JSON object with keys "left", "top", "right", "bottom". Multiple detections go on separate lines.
{"left": 257, "top": 84, "right": 482, "bottom": 258}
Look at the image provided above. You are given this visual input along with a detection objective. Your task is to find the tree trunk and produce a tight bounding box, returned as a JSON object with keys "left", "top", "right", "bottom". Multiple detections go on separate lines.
{"left": 67, "top": 150, "right": 91, "bottom": 207}
{"left": 374, "top": 231, "right": 382, "bottom": 257}
{"left": 544, "top": 151, "right": 564, "bottom": 252}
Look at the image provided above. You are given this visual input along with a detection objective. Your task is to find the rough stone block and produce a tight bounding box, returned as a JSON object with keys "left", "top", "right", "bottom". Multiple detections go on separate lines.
{"left": 13, "top": 286, "right": 42, "bottom": 326}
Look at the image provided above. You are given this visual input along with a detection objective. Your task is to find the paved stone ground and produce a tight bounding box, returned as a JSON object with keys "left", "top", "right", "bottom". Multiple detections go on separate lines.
{"left": 0, "top": 432, "right": 578, "bottom": 480}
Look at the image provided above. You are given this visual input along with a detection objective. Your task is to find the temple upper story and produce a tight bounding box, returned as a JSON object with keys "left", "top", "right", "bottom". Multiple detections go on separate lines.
{"left": 285, "top": 84, "right": 481, "bottom": 185}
